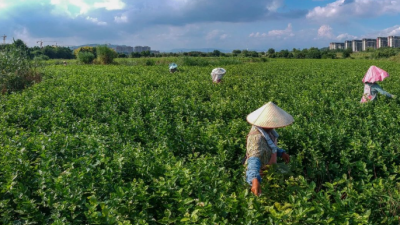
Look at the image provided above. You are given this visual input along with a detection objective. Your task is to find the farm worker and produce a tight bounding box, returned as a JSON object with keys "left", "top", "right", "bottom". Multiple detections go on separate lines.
{"left": 211, "top": 68, "right": 226, "bottom": 83}
{"left": 360, "top": 65, "right": 396, "bottom": 103}
{"left": 169, "top": 63, "right": 178, "bottom": 73}
{"left": 244, "top": 102, "right": 293, "bottom": 196}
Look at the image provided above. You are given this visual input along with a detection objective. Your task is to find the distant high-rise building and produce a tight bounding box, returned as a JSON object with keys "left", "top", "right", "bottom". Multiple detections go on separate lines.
{"left": 352, "top": 40, "right": 362, "bottom": 52}
{"left": 388, "top": 36, "right": 400, "bottom": 48}
{"left": 362, "top": 38, "right": 376, "bottom": 51}
{"left": 329, "top": 42, "right": 344, "bottom": 50}
{"left": 344, "top": 40, "right": 352, "bottom": 50}
{"left": 114, "top": 45, "right": 133, "bottom": 54}
{"left": 143, "top": 46, "right": 150, "bottom": 52}
{"left": 376, "top": 37, "right": 388, "bottom": 49}
{"left": 134, "top": 46, "right": 151, "bottom": 52}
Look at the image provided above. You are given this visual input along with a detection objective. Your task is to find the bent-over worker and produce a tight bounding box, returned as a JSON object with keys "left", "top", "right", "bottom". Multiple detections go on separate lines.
{"left": 244, "top": 102, "right": 293, "bottom": 196}
{"left": 211, "top": 68, "right": 226, "bottom": 83}
{"left": 169, "top": 63, "right": 178, "bottom": 73}
{"left": 361, "top": 65, "right": 396, "bottom": 103}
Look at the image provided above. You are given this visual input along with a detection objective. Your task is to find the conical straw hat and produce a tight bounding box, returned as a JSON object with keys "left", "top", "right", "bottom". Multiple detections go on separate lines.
{"left": 246, "top": 102, "right": 294, "bottom": 128}
{"left": 211, "top": 68, "right": 226, "bottom": 75}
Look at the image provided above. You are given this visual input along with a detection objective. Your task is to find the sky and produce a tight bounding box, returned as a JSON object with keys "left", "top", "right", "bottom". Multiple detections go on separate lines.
{"left": 1, "top": 0, "right": 400, "bottom": 52}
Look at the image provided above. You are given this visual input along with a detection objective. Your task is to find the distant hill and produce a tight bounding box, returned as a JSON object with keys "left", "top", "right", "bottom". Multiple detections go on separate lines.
{"left": 167, "top": 48, "right": 232, "bottom": 53}
{"left": 68, "top": 44, "right": 129, "bottom": 50}
{"left": 166, "top": 48, "right": 271, "bottom": 53}
{"left": 68, "top": 45, "right": 266, "bottom": 53}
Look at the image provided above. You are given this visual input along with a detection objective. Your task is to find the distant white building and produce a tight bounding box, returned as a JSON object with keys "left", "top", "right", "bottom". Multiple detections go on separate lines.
{"left": 376, "top": 37, "right": 388, "bottom": 49}
{"left": 134, "top": 46, "right": 151, "bottom": 52}
{"left": 329, "top": 42, "right": 344, "bottom": 50}
{"left": 114, "top": 45, "right": 133, "bottom": 54}
{"left": 362, "top": 38, "right": 376, "bottom": 51}
{"left": 388, "top": 36, "right": 400, "bottom": 48}
{"left": 352, "top": 40, "right": 362, "bottom": 52}
{"left": 344, "top": 41, "right": 352, "bottom": 50}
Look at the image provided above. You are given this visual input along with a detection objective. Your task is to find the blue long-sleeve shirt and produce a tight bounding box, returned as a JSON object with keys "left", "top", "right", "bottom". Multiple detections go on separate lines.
{"left": 246, "top": 148, "right": 286, "bottom": 185}
{"left": 367, "top": 83, "right": 393, "bottom": 99}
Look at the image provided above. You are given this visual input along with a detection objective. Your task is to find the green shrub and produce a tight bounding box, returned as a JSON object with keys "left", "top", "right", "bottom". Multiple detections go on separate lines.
{"left": 73, "top": 46, "right": 97, "bottom": 57}
{"left": 0, "top": 46, "right": 42, "bottom": 93}
{"left": 77, "top": 52, "right": 95, "bottom": 64}
{"left": 33, "top": 55, "right": 50, "bottom": 61}
{"left": 145, "top": 59, "right": 155, "bottom": 66}
{"left": 96, "top": 45, "right": 117, "bottom": 64}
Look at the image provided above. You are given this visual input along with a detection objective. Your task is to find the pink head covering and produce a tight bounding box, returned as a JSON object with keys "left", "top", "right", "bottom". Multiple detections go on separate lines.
{"left": 362, "top": 66, "right": 389, "bottom": 83}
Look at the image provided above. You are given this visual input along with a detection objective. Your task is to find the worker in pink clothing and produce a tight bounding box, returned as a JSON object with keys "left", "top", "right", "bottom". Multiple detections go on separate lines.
{"left": 360, "top": 66, "right": 396, "bottom": 103}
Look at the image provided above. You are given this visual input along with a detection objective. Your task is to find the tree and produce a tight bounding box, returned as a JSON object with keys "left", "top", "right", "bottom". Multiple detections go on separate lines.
{"left": 43, "top": 46, "right": 57, "bottom": 59}
{"left": 306, "top": 47, "right": 321, "bottom": 59}
{"left": 55, "top": 47, "right": 74, "bottom": 59}
{"left": 267, "top": 48, "right": 275, "bottom": 54}
{"left": 74, "top": 46, "right": 97, "bottom": 58}
{"left": 278, "top": 49, "right": 290, "bottom": 58}
{"left": 96, "top": 45, "right": 117, "bottom": 64}
{"left": 12, "top": 39, "right": 29, "bottom": 53}
{"left": 342, "top": 48, "right": 352, "bottom": 58}
{"left": 232, "top": 49, "right": 241, "bottom": 56}
{"left": 241, "top": 50, "right": 250, "bottom": 57}
{"left": 141, "top": 50, "right": 150, "bottom": 57}
{"left": 212, "top": 50, "right": 221, "bottom": 57}
{"left": 130, "top": 52, "right": 141, "bottom": 58}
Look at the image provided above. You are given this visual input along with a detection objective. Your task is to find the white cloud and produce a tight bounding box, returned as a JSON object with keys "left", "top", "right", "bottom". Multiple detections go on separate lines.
{"left": 50, "top": 0, "right": 125, "bottom": 18}
{"left": 317, "top": 25, "right": 333, "bottom": 38}
{"left": 377, "top": 25, "right": 400, "bottom": 36}
{"left": 0, "top": 0, "right": 7, "bottom": 9}
{"left": 86, "top": 16, "right": 107, "bottom": 26}
{"left": 269, "top": 23, "right": 293, "bottom": 36}
{"left": 13, "top": 28, "right": 34, "bottom": 46}
{"left": 94, "top": 0, "right": 126, "bottom": 10}
{"left": 266, "top": 0, "right": 284, "bottom": 11}
{"left": 153, "top": 24, "right": 201, "bottom": 43}
{"left": 249, "top": 23, "right": 294, "bottom": 39}
{"left": 307, "top": 0, "right": 400, "bottom": 21}
{"left": 206, "top": 30, "right": 228, "bottom": 40}
{"left": 336, "top": 33, "right": 357, "bottom": 40}
{"left": 114, "top": 15, "right": 128, "bottom": 23}
{"left": 50, "top": 0, "right": 91, "bottom": 17}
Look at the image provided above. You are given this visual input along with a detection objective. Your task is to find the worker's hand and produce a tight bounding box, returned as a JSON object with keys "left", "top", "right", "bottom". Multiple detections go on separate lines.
{"left": 392, "top": 95, "right": 397, "bottom": 99}
{"left": 267, "top": 152, "right": 277, "bottom": 165}
{"left": 281, "top": 153, "right": 290, "bottom": 164}
{"left": 251, "top": 178, "right": 261, "bottom": 197}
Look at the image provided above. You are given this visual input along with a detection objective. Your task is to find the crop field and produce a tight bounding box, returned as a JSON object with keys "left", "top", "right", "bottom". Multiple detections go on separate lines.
{"left": 1, "top": 58, "right": 400, "bottom": 224}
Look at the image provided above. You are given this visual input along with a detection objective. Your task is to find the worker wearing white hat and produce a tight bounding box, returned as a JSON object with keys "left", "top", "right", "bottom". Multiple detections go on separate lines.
{"left": 169, "top": 63, "right": 178, "bottom": 73}
{"left": 211, "top": 68, "right": 226, "bottom": 83}
{"left": 244, "top": 102, "right": 293, "bottom": 196}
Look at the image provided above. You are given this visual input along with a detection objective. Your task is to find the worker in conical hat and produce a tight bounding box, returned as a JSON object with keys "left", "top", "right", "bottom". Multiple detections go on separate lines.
{"left": 360, "top": 65, "right": 396, "bottom": 103}
{"left": 169, "top": 63, "right": 178, "bottom": 73}
{"left": 211, "top": 68, "right": 226, "bottom": 83}
{"left": 244, "top": 102, "right": 293, "bottom": 196}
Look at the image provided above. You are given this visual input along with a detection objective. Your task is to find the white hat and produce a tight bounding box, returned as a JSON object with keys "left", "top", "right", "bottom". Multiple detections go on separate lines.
{"left": 246, "top": 102, "right": 294, "bottom": 128}
{"left": 211, "top": 68, "right": 226, "bottom": 75}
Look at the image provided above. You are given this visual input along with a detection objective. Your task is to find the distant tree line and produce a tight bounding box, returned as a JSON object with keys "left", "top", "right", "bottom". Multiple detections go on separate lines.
{"left": 0, "top": 39, "right": 74, "bottom": 60}
{"left": 3, "top": 39, "right": 400, "bottom": 60}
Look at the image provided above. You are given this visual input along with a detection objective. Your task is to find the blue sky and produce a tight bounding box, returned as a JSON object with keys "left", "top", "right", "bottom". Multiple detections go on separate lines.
{"left": 1, "top": 0, "right": 400, "bottom": 51}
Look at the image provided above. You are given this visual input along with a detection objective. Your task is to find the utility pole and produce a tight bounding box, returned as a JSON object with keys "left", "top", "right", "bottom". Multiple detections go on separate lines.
{"left": 1, "top": 34, "right": 6, "bottom": 44}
